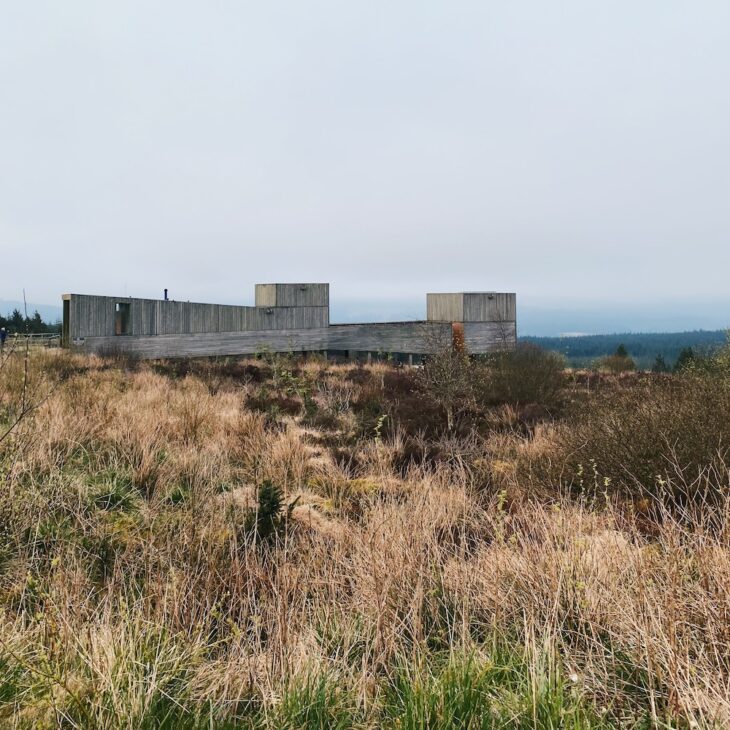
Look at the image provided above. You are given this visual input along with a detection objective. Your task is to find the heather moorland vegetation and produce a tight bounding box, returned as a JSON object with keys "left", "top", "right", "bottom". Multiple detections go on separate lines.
{"left": 1, "top": 339, "right": 729, "bottom": 728}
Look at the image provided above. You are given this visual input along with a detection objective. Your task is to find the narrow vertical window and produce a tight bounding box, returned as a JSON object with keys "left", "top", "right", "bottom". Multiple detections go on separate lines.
{"left": 62, "top": 299, "right": 70, "bottom": 346}
{"left": 115, "top": 302, "right": 131, "bottom": 335}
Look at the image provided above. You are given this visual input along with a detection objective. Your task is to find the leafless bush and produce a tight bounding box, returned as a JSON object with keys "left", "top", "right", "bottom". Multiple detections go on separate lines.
{"left": 316, "top": 377, "right": 355, "bottom": 416}
{"left": 478, "top": 343, "right": 566, "bottom": 410}
{"left": 418, "top": 349, "right": 474, "bottom": 431}
{"left": 547, "top": 374, "right": 730, "bottom": 509}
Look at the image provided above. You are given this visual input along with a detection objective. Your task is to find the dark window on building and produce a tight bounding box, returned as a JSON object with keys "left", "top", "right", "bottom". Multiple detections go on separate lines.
{"left": 115, "top": 302, "right": 131, "bottom": 335}
{"left": 62, "top": 299, "right": 70, "bottom": 346}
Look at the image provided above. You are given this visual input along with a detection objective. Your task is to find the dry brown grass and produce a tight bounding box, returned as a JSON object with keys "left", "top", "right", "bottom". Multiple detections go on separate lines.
{"left": 1, "top": 350, "right": 729, "bottom": 727}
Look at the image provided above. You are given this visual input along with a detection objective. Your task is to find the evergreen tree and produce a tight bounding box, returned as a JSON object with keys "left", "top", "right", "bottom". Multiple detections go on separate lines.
{"left": 652, "top": 354, "right": 669, "bottom": 373}
{"left": 10, "top": 309, "right": 24, "bottom": 331}
{"left": 30, "top": 311, "right": 44, "bottom": 333}
{"left": 0, "top": 309, "right": 60, "bottom": 334}
{"left": 615, "top": 343, "right": 629, "bottom": 358}
{"left": 674, "top": 347, "right": 696, "bottom": 372}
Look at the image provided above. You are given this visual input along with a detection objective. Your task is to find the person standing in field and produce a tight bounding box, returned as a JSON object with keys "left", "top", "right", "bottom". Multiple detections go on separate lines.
{"left": 0, "top": 327, "right": 6, "bottom": 350}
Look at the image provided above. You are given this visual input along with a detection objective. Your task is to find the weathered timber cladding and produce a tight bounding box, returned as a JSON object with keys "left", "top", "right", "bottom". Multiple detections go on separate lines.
{"left": 427, "top": 292, "right": 517, "bottom": 322}
{"left": 66, "top": 295, "right": 328, "bottom": 339}
{"left": 463, "top": 293, "right": 516, "bottom": 322}
{"left": 74, "top": 320, "right": 514, "bottom": 359}
{"left": 68, "top": 295, "right": 115, "bottom": 338}
{"left": 463, "top": 321, "right": 516, "bottom": 350}
{"left": 254, "top": 307, "right": 328, "bottom": 330}
{"left": 159, "top": 301, "right": 188, "bottom": 334}
{"left": 77, "top": 322, "right": 454, "bottom": 359}
{"left": 327, "top": 322, "right": 453, "bottom": 353}
{"left": 81, "top": 329, "right": 333, "bottom": 359}
{"left": 254, "top": 284, "right": 276, "bottom": 307}
{"left": 255, "top": 283, "right": 329, "bottom": 308}
{"left": 427, "top": 293, "right": 464, "bottom": 322}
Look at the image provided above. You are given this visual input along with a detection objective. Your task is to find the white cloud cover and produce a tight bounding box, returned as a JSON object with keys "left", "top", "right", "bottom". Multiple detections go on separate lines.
{"left": 1, "top": 1, "right": 729, "bottom": 327}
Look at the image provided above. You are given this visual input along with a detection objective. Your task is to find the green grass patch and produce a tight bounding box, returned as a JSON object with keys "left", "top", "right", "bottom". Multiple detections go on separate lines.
{"left": 88, "top": 467, "right": 137, "bottom": 512}
{"left": 271, "top": 673, "right": 365, "bottom": 729}
{"left": 383, "top": 645, "right": 614, "bottom": 730}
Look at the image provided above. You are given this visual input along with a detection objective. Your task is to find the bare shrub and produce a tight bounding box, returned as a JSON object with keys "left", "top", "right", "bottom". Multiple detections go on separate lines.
{"left": 478, "top": 343, "right": 566, "bottom": 410}
{"left": 595, "top": 353, "right": 637, "bottom": 373}
{"left": 316, "top": 377, "right": 355, "bottom": 416}
{"left": 548, "top": 373, "right": 730, "bottom": 509}
{"left": 418, "top": 350, "right": 474, "bottom": 431}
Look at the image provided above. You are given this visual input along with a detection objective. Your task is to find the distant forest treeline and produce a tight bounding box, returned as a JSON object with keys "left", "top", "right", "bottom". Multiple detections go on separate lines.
{"left": 524, "top": 330, "right": 728, "bottom": 369}
{"left": 0, "top": 309, "right": 61, "bottom": 335}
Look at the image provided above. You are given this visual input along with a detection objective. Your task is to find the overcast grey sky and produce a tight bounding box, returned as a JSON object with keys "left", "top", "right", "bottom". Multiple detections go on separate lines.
{"left": 2, "top": 1, "right": 729, "bottom": 326}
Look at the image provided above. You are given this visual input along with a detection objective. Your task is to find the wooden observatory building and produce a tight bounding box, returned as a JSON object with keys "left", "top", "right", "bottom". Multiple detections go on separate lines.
{"left": 61, "top": 283, "right": 516, "bottom": 360}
